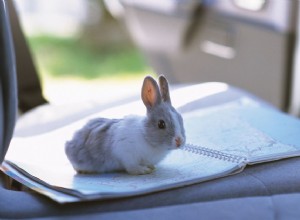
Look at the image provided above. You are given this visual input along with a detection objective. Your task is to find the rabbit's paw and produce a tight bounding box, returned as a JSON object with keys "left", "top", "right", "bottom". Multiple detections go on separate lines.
{"left": 126, "top": 165, "right": 154, "bottom": 175}
{"left": 147, "top": 164, "right": 156, "bottom": 171}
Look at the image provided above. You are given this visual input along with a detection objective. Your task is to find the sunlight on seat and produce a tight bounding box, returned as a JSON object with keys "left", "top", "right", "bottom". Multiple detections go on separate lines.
{"left": 171, "top": 82, "right": 229, "bottom": 108}
{"left": 98, "top": 82, "right": 229, "bottom": 118}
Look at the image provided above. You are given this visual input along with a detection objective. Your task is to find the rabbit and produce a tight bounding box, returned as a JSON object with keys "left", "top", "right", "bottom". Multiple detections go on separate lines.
{"left": 65, "top": 75, "right": 186, "bottom": 175}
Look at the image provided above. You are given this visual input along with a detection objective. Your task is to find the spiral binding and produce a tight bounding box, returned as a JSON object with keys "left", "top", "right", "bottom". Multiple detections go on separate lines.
{"left": 182, "top": 144, "right": 247, "bottom": 164}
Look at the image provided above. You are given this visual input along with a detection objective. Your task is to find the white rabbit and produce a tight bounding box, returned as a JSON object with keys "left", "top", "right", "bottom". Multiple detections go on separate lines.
{"left": 65, "top": 75, "right": 185, "bottom": 175}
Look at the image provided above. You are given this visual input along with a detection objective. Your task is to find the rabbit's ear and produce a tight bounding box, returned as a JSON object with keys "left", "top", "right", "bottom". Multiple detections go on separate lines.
{"left": 142, "top": 76, "right": 162, "bottom": 109}
{"left": 159, "top": 75, "right": 171, "bottom": 104}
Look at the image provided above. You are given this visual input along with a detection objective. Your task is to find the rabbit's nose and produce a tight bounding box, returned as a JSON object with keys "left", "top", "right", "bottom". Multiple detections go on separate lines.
{"left": 175, "top": 137, "right": 182, "bottom": 147}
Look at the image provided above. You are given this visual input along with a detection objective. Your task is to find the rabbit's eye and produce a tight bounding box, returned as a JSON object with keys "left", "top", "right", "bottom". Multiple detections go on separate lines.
{"left": 158, "top": 120, "right": 166, "bottom": 129}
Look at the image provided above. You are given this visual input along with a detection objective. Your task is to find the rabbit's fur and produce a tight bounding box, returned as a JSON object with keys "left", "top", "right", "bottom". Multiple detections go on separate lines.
{"left": 65, "top": 75, "right": 185, "bottom": 175}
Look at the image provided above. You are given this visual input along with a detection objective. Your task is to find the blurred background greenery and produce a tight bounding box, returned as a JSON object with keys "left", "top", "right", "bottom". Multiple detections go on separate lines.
{"left": 28, "top": 35, "right": 150, "bottom": 81}
{"left": 15, "top": 0, "right": 153, "bottom": 104}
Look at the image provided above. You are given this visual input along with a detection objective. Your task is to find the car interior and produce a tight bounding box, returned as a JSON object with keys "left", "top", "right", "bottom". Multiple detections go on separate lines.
{"left": 1, "top": 0, "right": 300, "bottom": 219}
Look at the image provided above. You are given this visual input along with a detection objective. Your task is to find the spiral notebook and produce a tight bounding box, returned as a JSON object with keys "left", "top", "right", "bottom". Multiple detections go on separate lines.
{"left": 2, "top": 98, "right": 300, "bottom": 203}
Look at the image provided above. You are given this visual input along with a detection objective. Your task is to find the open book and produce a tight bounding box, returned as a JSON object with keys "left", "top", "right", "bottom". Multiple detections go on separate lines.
{"left": 1, "top": 98, "right": 300, "bottom": 203}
